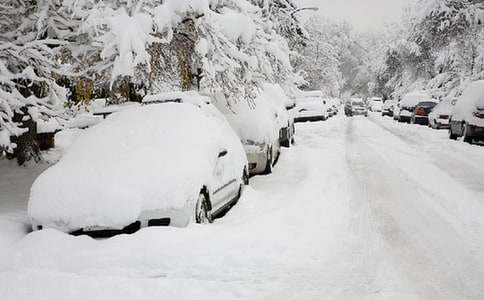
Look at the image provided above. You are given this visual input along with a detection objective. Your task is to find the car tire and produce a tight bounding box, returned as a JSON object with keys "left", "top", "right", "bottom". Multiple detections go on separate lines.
{"left": 449, "top": 126, "right": 458, "bottom": 140}
{"left": 291, "top": 137, "right": 295, "bottom": 145}
{"left": 462, "top": 123, "right": 473, "bottom": 144}
{"left": 262, "top": 147, "right": 273, "bottom": 175}
{"left": 243, "top": 168, "right": 249, "bottom": 185}
{"left": 195, "top": 192, "right": 213, "bottom": 224}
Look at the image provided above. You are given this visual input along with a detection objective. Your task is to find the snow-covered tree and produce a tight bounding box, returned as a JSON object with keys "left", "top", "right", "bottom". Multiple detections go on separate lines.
{"left": 0, "top": 0, "right": 66, "bottom": 163}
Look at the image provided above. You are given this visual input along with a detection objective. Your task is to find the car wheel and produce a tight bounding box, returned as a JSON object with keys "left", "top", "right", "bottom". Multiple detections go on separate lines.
{"left": 449, "top": 125, "right": 458, "bottom": 140}
{"left": 263, "top": 147, "right": 273, "bottom": 175}
{"left": 195, "top": 192, "right": 213, "bottom": 224}
{"left": 462, "top": 123, "right": 473, "bottom": 144}
{"left": 291, "top": 137, "right": 295, "bottom": 145}
{"left": 242, "top": 168, "right": 249, "bottom": 185}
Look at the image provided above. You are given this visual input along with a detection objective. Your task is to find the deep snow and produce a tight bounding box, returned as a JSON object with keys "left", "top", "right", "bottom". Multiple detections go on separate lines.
{"left": 2, "top": 112, "right": 484, "bottom": 299}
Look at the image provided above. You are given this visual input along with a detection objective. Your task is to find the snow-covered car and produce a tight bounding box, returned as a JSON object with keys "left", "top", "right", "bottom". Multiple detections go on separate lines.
{"left": 369, "top": 97, "right": 383, "bottom": 112}
{"left": 449, "top": 80, "right": 484, "bottom": 143}
{"left": 428, "top": 98, "right": 454, "bottom": 129}
{"left": 382, "top": 99, "right": 397, "bottom": 117}
{"left": 346, "top": 98, "right": 368, "bottom": 117}
{"left": 399, "top": 91, "right": 433, "bottom": 123}
{"left": 294, "top": 96, "right": 329, "bottom": 122}
{"left": 410, "top": 100, "right": 439, "bottom": 125}
{"left": 29, "top": 93, "right": 249, "bottom": 236}
{"left": 216, "top": 93, "right": 281, "bottom": 175}
{"left": 263, "top": 83, "right": 295, "bottom": 148}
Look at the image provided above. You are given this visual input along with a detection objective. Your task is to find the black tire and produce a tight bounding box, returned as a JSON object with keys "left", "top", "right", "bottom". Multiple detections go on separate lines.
{"left": 291, "top": 137, "right": 295, "bottom": 145}
{"left": 242, "top": 168, "right": 249, "bottom": 185}
{"left": 262, "top": 147, "right": 273, "bottom": 175}
{"left": 195, "top": 192, "right": 213, "bottom": 224}
{"left": 449, "top": 126, "right": 458, "bottom": 140}
{"left": 462, "top": 123, "right": 473, "bottom": 144}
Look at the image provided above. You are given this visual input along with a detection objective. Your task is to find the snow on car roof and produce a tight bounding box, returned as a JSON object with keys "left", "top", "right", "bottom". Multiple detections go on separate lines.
{"left": 28, "top": 103, "right": 247, "bottom": 231}
{"left": 401, "top": 91, "right": 432, "bottom": 107}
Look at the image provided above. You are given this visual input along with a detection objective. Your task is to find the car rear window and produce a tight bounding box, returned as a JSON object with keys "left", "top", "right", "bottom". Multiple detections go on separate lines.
{"left": 418, "top": 101, "right": 438, "bottom": 108}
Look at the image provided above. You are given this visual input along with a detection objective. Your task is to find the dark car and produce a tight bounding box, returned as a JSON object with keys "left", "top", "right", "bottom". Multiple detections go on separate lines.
{"left": 410, "top": 100, "right": 439, "bottom": 125}
{"left": 345, "top": 98, "right": 368, "bottom": 117}
{"left": 449, "top": 80, "right": 484, "bottom": 143}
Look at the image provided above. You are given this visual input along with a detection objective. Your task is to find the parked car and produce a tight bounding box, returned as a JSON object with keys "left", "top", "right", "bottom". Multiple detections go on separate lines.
{"left": 215, "top": 91, "right": 281, "bottom": 175}
{"left": 449, "top": 80, "right": 484, "bottom": 143}
{"left": 369, "top": 97, "right": 383, "bottom": 112}
{"left": 382, "top": 99, "right": 397, "bottom": 117}
{"left": 410, "top": 100, "right": 439, "bottom": 125}
{"left": 29, "top": 92, "right": 249, "bottom": 236}
{"left": 294, "top": 93, "right": 329, "bottom": 122}
{"left": 428, "top": 98, "right": 454, "bottom": 129}
{"left": 346, "top": 98, "right": 368, "bottom": 117}
{"left": 399, "top": 91, "right": 432, "bottom": 123}
{"left": 263, "top": 83, "right": 295, "bottom": 148}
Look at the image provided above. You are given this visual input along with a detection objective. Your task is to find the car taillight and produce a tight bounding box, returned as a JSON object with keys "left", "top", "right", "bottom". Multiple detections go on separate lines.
{"left": 473, "top": 110, "right": 484, "bottom": 119}
{"left": 415, "top": 108, "right": 426, "bottom": 116}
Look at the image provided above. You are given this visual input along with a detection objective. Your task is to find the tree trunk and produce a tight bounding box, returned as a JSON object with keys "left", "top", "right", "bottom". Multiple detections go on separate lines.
{"left": 9, "top": 106, "right": 40, "bottom": 165}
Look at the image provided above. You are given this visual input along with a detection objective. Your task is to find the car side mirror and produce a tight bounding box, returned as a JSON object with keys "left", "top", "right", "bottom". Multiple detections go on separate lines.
{"left": 218, "top": 149, "right": 228, "bottom": 158}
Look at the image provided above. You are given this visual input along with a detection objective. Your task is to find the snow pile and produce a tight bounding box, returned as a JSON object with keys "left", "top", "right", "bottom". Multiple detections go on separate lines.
{"left": 29, "top": 103, "right": 246, "bottom": 231}
{"left": 452, "top": 80, "right": 484, "bottom": 126}
{"left": 37, "top": 118, "right": 62, "bottom": 134}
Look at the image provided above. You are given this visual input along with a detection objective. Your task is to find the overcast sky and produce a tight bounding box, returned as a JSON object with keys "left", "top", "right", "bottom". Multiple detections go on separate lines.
{"left": 296, "top": 0, "right": 411, "bottom": 32}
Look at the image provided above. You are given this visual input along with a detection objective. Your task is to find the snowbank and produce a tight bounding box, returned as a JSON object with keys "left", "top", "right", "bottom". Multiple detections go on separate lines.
{"left": 29, "top": 103, "right": 246, "bottom": 232}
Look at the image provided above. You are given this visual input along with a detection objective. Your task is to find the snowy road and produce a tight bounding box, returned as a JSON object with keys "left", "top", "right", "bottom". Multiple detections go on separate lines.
{"left": 2, "top": 114, "right": 484, "bottom": 299}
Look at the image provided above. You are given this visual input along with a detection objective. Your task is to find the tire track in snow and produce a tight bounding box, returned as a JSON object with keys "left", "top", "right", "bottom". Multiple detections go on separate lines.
{"left": 343, "top": 116, "right": 484, "bottom": 299}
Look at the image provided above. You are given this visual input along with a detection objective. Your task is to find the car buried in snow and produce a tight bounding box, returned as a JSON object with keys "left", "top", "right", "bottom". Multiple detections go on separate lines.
{"left": 449, "top": 80, "right": 484, "bottom": 144}
{"left": 294, "top": 97, "right": 329, "bottom": 122}
{"left": 28, "top": 92, "right": 249, "bottom": 237}
{"left": 382, "top": 99, "right": 397, "bottom": 117}
{"left": 345, "top": 98, "right": 368, "bottom": 117}
{"left": 428, "top": 98, "right": 454, "bottom": 129}
{"left": 263, "top": 83, "right": 295, "bottom": 148}
{"left": 410, "top": 99, "right": 439, "bottom": 125}
{"left": 369, "top": 97, "right": 383, "bottom": 112}
{"left": 398, "top": 91, "right": 433, "bottom": 123}
{"left": 214, "top": 91, "right": 281, "bottom": 176}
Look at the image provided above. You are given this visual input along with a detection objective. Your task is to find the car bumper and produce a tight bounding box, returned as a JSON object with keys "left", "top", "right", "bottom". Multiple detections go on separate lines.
{"left": 244, "top": 144, "right": 269, "bottom": 174}
{"left": 414, "top": 116, "right": 429, "bottom": 125}
{"left": 32, "top": 207, "right": 192, "bottom": 238}
{"left": 295, "top": 115, "right": 326, "bottom": 122}
{"left": 468, "top": 125, "right": 484, "bottom": 139}
{"left": 352, "top": 110, "right": 368, "bottom": 116}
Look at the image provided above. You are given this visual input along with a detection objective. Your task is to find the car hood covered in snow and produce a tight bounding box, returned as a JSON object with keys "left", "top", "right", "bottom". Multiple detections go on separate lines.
{"left": 28, "top": 103, "right": 247, "bottom": 231}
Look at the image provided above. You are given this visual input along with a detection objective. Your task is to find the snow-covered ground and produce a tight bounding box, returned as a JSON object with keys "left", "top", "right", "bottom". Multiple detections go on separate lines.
{"left": 1, "top": 112, "right": 484, "bottom": 299}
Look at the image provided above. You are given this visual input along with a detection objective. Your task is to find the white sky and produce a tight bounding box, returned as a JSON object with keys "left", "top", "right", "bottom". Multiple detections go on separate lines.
{"left": 296, "top": 0, "right": 411, "bottom": 32}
